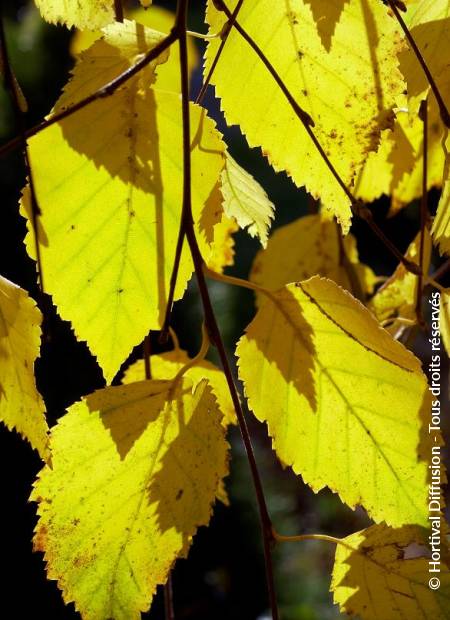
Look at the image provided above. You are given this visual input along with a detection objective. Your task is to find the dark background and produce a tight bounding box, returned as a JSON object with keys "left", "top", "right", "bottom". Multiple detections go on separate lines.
{"left": 0, "top": 2, "right": 448, "bottom": 619}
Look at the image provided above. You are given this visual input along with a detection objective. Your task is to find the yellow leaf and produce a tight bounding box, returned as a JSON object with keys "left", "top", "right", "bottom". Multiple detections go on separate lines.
{"left": 399, "top": 0, "right": 450, "bottom": 113}
{"left": 206, "top": 211, "right": 237, "bottom": 274}
{"left": 332, "top": 523, "right": 450, "bottom": 619}
{"left": 0, "top": 275, "right": 49, "bottom": 459}
{"left": 250, "top": 213, "right": 376, "bottom": 301}
{"left": 31, "top": 378, "right": 229, "bottom": 620}
{"left": 432, "top": 134, "right": 450, "bottom": 255}
{"left": 123, "top": 348, "right": 236, "bottom": 426}
{"left": 440, "top": 288, "right": 450, "bottom": 358}
{"left": 369, "top": 229, "right": 432, "bottom": 331}
{"left": 35, "top": 0, "right": 114, "bottom": 29}
{"left": 220, "top": 153, "right": 274, "bottom": 247}
{"left": 355, "top": 103, "right": 446, "bottom": 211}
{"left": 236, "top": 276, "right": 431, "bottom": 527}
{"left": 21, "top": 21, "right": 226, "bottom": 382}
{"left": 205, "top": 0, "right": 405, "bottom": 231}
{"left": 70, "top": 5, "right": 199, "bottom": 93}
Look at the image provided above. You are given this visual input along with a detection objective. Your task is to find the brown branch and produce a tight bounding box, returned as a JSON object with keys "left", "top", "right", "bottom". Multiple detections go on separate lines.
{"left": 386, "top": 0, "right": 450, "bottom": 128}
{"left": 430, "top": 258, "right": 450, "bottom": 283}
{"left": 212, "top": 0, "right": 420, "bottom": 276}
{"left": 415, "top": 99, "right": 429, "bottom": 327}
{"left": 0, "top": 12, "right": 45, "bottom": 295}
{"left": 0, "top": 30, "right": 178, "bottom": 160}
{"left": 113, "top": 0, "right": 124, "bottom": 22}
{"left": 177, "top": 1, "right": 279, "bottom": 616}
{"left": 195, "top": 0, "right": 245, "bottom": 105}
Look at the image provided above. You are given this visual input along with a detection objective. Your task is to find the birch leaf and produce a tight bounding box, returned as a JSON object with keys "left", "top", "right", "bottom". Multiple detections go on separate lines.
{"left": 34, "top": 0, "right": 114, "bottom": 29}
{"left": 21, "top": 21, "right": 226, "bottom": 383}
{"left": 440, "top": 288, "right": 450, "bottom": 358}
{"left": 332, "top": 523, "right": 450, "bottom": 619}
{"left": 0, "top": 275, "right": 49, "bottom": 460}
{"left": 124, "top": 349, "right": 236, "bottom": 426}
{"left": 250, "top": 213, "right": 376, "bottom": 301}
{"left": 369, "top": 229, "right": 432, "bottom": 331}
{"left": 31, "top": 378, "right": 228, "bottom": 620}
{"left": 236, "top": 276, "right": 431, "bottom": 527}
{"left": 205, "top": 0, "right": 405, "bottom": 231}
{"left": 432, "top": 134, "right": 450, "bottom": 255}
{"left": 220, "top": 153, "right": 274, "bottom": 247}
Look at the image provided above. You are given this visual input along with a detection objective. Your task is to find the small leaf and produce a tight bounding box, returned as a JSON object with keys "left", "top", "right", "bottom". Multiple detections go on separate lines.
{"left": 34, "top": 0, "right": 115, "bottom": 29}
{"left": 332, "top": 523, "right": 450, "bottom": 619}
{"left": 440, "top": 288, "right": 450, "bottom": 358}
{"left": 369, "top": 229, "right": 432, "bottom": 332}
{"left": 220, "top": 153, "right": 274, "bottom": 247}
{"left": 432, "top": 134, "right": 450, "bottom": 255}
{"left": 237, "top": 276, "right": 432, "bottom": 527}
{"left": 0, "top": 275, "right": 49, "bottom": 459}
{"left": 124, "top": 348, "right": 236, "bottom": 426}
{"left": 250, "top": 212, "right": 375, "bottom": 300}
{"left": 31, "top": 378, "right": 229, "bottom": 620}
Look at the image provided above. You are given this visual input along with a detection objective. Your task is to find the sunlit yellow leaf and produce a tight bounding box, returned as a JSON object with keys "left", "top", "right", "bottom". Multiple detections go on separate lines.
{"left": 355, "top": 103, "right": 446, "bottom": 212}
{"left": 369, "top": 229, "right": 432, "bottom": 332}
{"left": 332, "top": 523, "right": 450, "bottom": 619}
{"left": 440, "top": 288, "right": 450, "bottom": 358}
{"left": 34, "top": 0, "right": 114, "bottom": 29}
{"left": 0, "top": 275, "right": 49, "bottom": 459}
{"left": 399, "top": 0, "right": 450, "bottom": 113}
{"left": 70, "top": 5, "right": 199, "bottom": 93}
{"left": 205, "top": 0, "right": 405, "bottom": 231}
{"left": 432, "top": 134, "right": 450, "bottom": 255}
{"left": 124, "top": 348, "right": 236, "bottom": 426}
{"left": 220, "top": 153, "right": 274, "bottom": 247}
{"left": 236, "top": 276, "right": 431, "bottom": 527}
{"left": 250, "top": 213, "right": 376, "bottom": 301}
{"left": 31, "top": 378, "right": 229, "bottom": 620}
{"left": 21, "top": 21, "right": 226, "bottom": 383}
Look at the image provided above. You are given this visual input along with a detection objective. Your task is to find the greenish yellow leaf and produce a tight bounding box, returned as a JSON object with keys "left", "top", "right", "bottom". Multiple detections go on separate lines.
{"left": 440, "top": 288, "right": 450, "bottom": 357}
{"left": 0, "top": 275, "right": 49, "bottom": 459}
{"left": 369, "top": 229, "right": 432, "bottom": 333}
{"left": 205, "top": 0, "right": 405, "bottom": 231}
{"left": 35, "top": 0, "right": 114, "bottom": 29}
{"left": 432, "top": 134, "right": 450, "bottom": 255}
{"left": 70, "top": 5, "right": 199, "bottom": 93}
{"left": 355, "top": 102, "right": 446, "bottom": 212}
{"left": 220, "top": 153, "right": 274, "bottom": 247}
{"left": 332, "top": 523, "right": 450, "bottom": 619}
{"left": 21, "top": 21, "right": 226, "bottom": 383}
{"left": 250, "top": 213, "right": 376, "bottom": 301}
{"left": 399, "top": 0, "right": 450, "bottom": 113}
{"left": 124, "top": 348, "right": 236, "bottom": 426}
{"left": 236, "top": 276, "right": 431, "bottom": 527}
{"left": 31, "top": 378, "right": 228, "bottom": 620}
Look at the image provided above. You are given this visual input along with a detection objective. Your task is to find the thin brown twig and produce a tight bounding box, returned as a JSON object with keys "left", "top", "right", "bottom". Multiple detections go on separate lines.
{"left": 0, "top": 12, "right": 45, "bottom": 295}
{"left": 195, "top": 0, "right": 245, "bottom": 105}
{"left": 430, "top": 258, "right": 450, "bottom": 283}
{"left": 415, "top": 99, "right": 429, "bottom": 327}
{"left": 212, "top": 0, "right": 420, "bottom": 276}
{"left": 386, "top": 0, "right": 450, "bottom": 128}
{"left": 177, "top": 1, "right": 279, "bottom": 616}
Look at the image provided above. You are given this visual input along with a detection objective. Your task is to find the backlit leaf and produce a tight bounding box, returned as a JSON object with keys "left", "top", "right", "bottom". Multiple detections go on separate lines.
{"left": 432, "top": 134, "right": 450, "bottom": 255}
{"left": 440, "top": 288, "right": 450, "bottom": 358}
{"left": 124, "top": 348, "right": 236, "bottom": 426}
{"left": 236, "top": 276, "right": 431, "bottom": 527}
{"left": 34, "top": 0, "right": 115, "bottom": 29}
{"left": 31, "top": 378, "right": 228, "bottom": 620}
{"left": 0, "top": 275, "right": 49, "bottom": 459}
{"left": 21, "top": 21, "right": 226, "bottom": 382}
{"left": 220, "top": 153, "right": 274, "bottom": 247}
{"left": 205, "top": 0, "right": 405, "bottom": 231}
{"left": 250, "top": 213, "right": 376, "bottom": 301}
{"left": 369, "top": 230, "right": 432, "bottom": 333}
{"left": 332, "top": 523, "right": 450, "bottom": 619}
{"left": 70, "top": 5, "right": 199, "bottom": 93}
